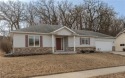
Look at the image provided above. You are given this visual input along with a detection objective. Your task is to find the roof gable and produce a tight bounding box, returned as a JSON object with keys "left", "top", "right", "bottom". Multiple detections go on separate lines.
{"left": 115, "top": 28, "right": 125, "bottom": 37}
{"left": 52, "top": 27, "right": 76, "bottom": 35}
{"left": 51, "top": 26, "right": 76, "bottom": 34}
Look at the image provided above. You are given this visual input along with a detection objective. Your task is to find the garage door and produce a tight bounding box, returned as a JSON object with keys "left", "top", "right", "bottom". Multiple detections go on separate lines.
{"left": 95, "top": 41, "right": 113, "bottom": 51}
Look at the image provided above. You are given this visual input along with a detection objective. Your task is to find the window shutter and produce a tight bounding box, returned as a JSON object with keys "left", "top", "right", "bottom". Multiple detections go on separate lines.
{"left": 40, "top": 36, "right": 43, "bottom": 47}
{"left": 89, "top": 38, "right": 90, "bottom": 45}
{"left": 80, "top": 38, "right": 82, "bottom": 45}
{"left": 25, "top": 35, "right": 28, "bottom": 47}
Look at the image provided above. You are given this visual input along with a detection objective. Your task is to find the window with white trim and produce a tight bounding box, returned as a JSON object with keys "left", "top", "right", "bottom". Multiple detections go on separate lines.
{"left": 28, "top": 35, "right": 40, "bottom": 47}
{"left": 80, "top": 38, "right": 90, "bottom": 45}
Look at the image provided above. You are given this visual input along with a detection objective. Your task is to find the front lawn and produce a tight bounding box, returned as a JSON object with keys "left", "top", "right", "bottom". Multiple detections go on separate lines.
{"left": 1, "top": 53, "right": 125, "bottom": 78}
{"left": 92, "top": 72, "right": 125, "bottom": 78}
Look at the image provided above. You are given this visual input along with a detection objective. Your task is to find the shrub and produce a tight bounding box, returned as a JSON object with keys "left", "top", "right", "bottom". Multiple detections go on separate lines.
{"left": 123, "top": 48, "right": 125, "bottom": 51}
{"left": 0, "top": 39, "right": 12, "bottom": 54}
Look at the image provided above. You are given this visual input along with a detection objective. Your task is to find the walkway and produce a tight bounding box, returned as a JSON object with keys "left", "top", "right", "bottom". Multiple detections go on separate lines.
{"left": 110, "top": 51, "right": 125, "bottom": 56}
{"left": 32, "top": 66, "right": 125, "bottom": 78}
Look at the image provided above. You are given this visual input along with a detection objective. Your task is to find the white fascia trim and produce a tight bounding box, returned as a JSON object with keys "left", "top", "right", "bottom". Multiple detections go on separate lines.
{"left": 116, "top": 28, "right": 125, "bottom": 37}
{"left": 51, "top": 26, "right": 77, "bottom": 34}
{"left": 116, "top": 32, "right": 123, "bottom": 38}
{"left": 10, "top": 31, "right": 50, "bottom": 35}
{"left": 64, "top": 26, "right": 77, "bottom": 34}
{"left": 96, "top": 37, "right": 116, "bottom": 39}
{"left": 77, "top": 35, "right": 115, "bottom": 39}
{"left": 77, "top": 35, "right": 96, "bottom": 37}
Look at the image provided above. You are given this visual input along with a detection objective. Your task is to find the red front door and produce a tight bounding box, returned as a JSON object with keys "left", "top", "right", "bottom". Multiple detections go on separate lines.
{"left": 56, "top": 38, "right": 63, "bottom": 50}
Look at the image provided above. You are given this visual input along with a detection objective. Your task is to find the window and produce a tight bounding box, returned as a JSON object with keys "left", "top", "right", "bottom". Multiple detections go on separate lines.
{"left": 35, "top": 36, "right": 40, "bottom": 46}
{"left": 29, "top": 36, "right": 34, "bottom": 47}
{"left": 28, "top": 35, "right": 40, "bottom": 47}
{"left": 80, "top": 38, "right": 90, "bottom": 45}
{"left": 120, "top": 44, "right": 125, "bottom": 46}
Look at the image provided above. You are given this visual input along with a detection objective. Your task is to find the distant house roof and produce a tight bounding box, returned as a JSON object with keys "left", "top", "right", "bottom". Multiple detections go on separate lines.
{"left": 116, "top": 28, "right": 125, "bottom": 37}
{"left": 11, "top": 24, "right": 114, "bottom": 38}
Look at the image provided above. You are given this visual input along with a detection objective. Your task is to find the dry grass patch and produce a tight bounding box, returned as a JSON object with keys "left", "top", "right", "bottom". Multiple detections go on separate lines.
{"left": 0, "top": 50, "right": 4, "bottom": 56}
{"left": 91, "top": 72, "right": 125, "bottom": 78}
{"left": 1, "top": 53, "right": 125, "bottom": 78}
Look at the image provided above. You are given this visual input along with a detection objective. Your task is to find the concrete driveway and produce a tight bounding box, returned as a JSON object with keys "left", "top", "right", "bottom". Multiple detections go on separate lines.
{"left": 110, "top": 51, "right": 125, "bottom": 56}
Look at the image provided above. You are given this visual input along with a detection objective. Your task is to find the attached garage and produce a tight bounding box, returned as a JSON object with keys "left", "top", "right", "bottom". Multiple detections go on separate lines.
{"left": 95, "top": 38, "right": 115, "bottom": 51}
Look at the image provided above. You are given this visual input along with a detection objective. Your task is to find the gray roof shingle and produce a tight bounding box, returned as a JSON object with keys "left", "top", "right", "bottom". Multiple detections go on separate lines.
{"left": 14, "top": 24, "right": 61, "bottom": 33}
{"left": 73, "top": 30, "right": 113, "bottom": 37}
{"left": 13, "top": 24, "right": 113, "bottom": 37}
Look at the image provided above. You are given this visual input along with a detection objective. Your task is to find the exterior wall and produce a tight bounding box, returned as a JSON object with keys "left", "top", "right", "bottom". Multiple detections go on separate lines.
{"left": 56, "top": 28, "right": 73, "bottom": 35}
{"left": 13, "top": 34, "right": 25, "bottom": 48}
{"left": 115, "top": 33, "right": 125, "bottom": 51}
{"left": 42, "top": 35, "right": 55, "bottom": 47}
{"left": 13, "top": 34, "right": 54, "bottom": 48}
{"left": 68, "top": 36, "right": 95, "bottom": 47}
{"left": 64, "top": 37, "right": 68, "bottom": 51}
{"left": 67, "top": 36, "right": 96, "bottom": 53}
{"left": 13, "top": 47, "right": 52, "bottom": 55}
{"left": 13, "top": 33, "right": 54, "bottom": 55}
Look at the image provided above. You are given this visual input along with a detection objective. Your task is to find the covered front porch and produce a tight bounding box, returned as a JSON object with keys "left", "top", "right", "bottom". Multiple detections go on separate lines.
{"left": 51, "top": 26, "right": 77, "bottom": 53}
{"left": 52, "top": 35, "right": 76, "bottom": 54}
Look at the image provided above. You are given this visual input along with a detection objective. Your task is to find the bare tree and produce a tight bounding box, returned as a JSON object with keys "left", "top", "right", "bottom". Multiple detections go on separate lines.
{"left": 82, "top": 0, "right": 100, "bottom": 30}
{"left": 58, "top": 0, "right": 78, "bottom": 28}
{"left": 24, "top": 2, "right": 37, "bottom": 26}
{"left": 0, "top": 1, "right": 25, "bottom": 30}
{"left": 0, "top": 0, "right": 124, "bottom": 37}
{"left": 35, "top": 0, "right": 58, "bottom": 25}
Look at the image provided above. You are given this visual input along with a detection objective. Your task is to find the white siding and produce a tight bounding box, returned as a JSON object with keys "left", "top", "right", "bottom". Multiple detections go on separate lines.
{"left": 13, "top": 34, "right": 54, "bottom": 48}
{"left": 90, "top": 38, "right": 95, "bottom": 46}
{"left": 13, "top": 34, "right": 25, "bottom": 48}
{"left": 42, "top": 35, "right": 55, "bottom": 47}
{"left": 56, "top": 28, "right": 73, "bottom": 35}
{"left": 115, "top": 33, "right": 125, "bottom": 51}
{"left": 68, "top": 36, "right": 95, "bottom": 47}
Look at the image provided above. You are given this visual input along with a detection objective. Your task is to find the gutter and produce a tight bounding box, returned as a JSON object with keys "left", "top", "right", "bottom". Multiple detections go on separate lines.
{"left": 95, "top": 37, "right": 116, "bottom": 39}
{"left": 10, "top": 31, "right": 51, "bottom": 35}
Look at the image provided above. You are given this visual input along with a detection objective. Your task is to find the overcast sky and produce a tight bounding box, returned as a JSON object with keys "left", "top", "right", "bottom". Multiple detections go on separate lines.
{"left": 0, "top": 0, "right": 124, "bottom": 16}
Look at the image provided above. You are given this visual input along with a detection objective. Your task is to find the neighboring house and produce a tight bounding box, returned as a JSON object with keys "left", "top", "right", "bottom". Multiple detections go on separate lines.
{"left": 10, "top": 24, "right": 115, "bottom": 55}
{"left": 115, "top": 29, "right": 125, "bottom": 51}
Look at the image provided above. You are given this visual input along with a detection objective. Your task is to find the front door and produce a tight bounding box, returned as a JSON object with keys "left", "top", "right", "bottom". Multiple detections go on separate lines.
{"left": 56, "top": 38, "right": 63, "bottom": 50}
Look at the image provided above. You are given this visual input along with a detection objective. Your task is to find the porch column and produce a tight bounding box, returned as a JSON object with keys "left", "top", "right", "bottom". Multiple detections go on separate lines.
{"left": 73, "top": 35, "right": 76, "bottom": 52}
{"left": 12, "top": 33, "right": 14, "bottom": 54}
{"left": 52, "top": 34, "right": 54, "bottom": 53}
